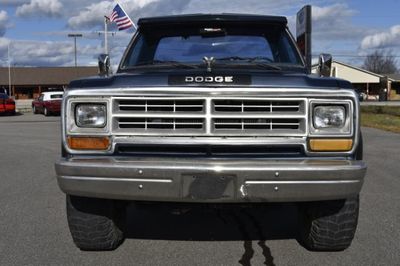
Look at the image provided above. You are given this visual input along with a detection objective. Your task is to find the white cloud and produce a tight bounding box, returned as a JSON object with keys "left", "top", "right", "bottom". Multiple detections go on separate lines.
{"left": 361, "top": 25, "right": 400, "bottom": 50}
{"left": 68, "top": 0, "right": 158, "bottom": 29}
{"left": 16, "top": 0, "right": 63, "bottom": 17}
{"left": 0, "top": 0, "right": 29, "bottom": 6}
{"left": 0, "top": 37, "right": 103, "bottom": 66}
{"left": 0, "top": 10, "right": 9, "bottom": 36}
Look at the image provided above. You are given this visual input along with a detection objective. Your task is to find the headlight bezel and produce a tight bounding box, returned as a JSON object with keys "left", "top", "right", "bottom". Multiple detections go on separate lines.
{"left": 75, "top": 103, "right": 107, "bottom": 128}
{"left": 66, "top": 98, "right": 111, "bottom": 135}
{"left": 309, "top": 100, "right": 353, "bottom": 136}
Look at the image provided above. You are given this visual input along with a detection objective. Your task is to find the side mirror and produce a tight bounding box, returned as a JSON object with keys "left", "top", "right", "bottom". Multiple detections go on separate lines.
{"left": 318, "top": 53, "right": 332, "bottom": 77}
{"left": 98, "top": 54, "right": 110, "bottom": 76}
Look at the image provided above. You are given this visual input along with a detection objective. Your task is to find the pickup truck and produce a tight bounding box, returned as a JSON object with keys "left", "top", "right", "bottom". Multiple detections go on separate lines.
{"left": 55, "top": 14, "right": 367, "bottom": 251}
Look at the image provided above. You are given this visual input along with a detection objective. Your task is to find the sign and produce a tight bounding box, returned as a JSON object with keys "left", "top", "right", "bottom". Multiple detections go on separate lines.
{"left": 296, "top": 5, "right": 312, "bottom": 72}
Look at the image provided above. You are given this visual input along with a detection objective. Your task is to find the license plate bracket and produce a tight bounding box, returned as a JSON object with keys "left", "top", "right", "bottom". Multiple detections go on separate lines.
{"left": 182, "top": 173, "right": 236, "bottom": 200}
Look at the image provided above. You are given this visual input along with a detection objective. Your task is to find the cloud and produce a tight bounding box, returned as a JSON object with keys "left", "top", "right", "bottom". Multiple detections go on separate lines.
{"left": 68, "top": 0, "right": 159, "bottom": 29}
{"left": 361, "top": 25, "right": 400, "bottom": 50}
{"left": 0, "top": 0, "right": 29, "bottom": 6}
{"left": 67, "top": 0, "right": 309, "bottom": 30}
{"left": 0, "top": 10, "right": 9, "bottom": 37}
{"left": 311, "top": 4, "right": 368, "bottom": 41}
{"left": 16, "top": 0, "right": 63, "bottom": 17}
{"left": 0, "top": 37, "right": 103, "bottom": 66}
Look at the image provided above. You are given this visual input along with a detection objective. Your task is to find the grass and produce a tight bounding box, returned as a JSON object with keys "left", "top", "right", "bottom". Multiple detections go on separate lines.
{"left": 361, "top": 106, "right": 400, "bottom": 133}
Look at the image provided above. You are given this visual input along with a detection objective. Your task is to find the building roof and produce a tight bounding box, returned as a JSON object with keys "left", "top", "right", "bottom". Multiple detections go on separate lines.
{"left": 311, "top": 60, "right": 393, "bottom": 83}
{"left": 386, "top": 73, "right": 400, "bottom": 81}
{"left": 0, "top": 66, "right": 98, "bottom": 86}
{"left": 138, "top": 14, "right": 288, "bottom": 27}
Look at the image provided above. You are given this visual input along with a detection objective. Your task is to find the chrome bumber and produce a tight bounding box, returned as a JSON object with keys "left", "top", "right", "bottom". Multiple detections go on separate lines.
{"left": 55, "top": 157, "right": 367, "bottom": 202}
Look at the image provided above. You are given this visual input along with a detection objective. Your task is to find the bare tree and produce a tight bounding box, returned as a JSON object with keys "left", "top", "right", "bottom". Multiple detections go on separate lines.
{"left": 362, "top": 50, "right": 398, "bottom": 74}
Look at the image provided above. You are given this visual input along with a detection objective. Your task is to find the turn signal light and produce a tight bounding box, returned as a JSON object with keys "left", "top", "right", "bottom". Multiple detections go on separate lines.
{"left": 67, "top": 136, "right": 110, "bottom": 150}
{"left": 309, "top": 138, "right": 353, "bottom": 152}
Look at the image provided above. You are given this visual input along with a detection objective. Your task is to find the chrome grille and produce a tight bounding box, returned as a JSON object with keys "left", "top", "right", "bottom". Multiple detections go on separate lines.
{"left": 214, "top": 99, "right": 301, "bottom": 113}
{"left": 214, "top": 118, "right": 301, "bottom": 130}
{"left": 112, "top": 97, "right": 307, "bottom": 136}
{"left": 118, "top": 118, "right": 204, "bottom": 130}
{"left": 117, "top": 99, "right": 204, "bottom": 112}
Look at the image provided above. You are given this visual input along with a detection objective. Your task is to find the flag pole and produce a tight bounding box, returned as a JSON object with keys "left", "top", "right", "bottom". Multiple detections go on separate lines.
{"left": 104, "top": 16, "right": 109, "bottom": 54}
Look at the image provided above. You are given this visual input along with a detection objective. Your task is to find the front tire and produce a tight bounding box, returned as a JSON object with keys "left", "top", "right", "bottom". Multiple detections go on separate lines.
{"left": 32, "top": 105, "right": 37, "bottom": 114}
{"left": 66, "top": 195, "right": 126, "bottom": 251}
{"left": 44, "top": 107, "right": 49, "bottom": 116}
{"left": 299, "top": 196, "right": 359, "bottom": 251}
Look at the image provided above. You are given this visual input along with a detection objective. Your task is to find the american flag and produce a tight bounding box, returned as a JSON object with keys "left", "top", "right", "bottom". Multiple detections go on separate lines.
{"left": 110, "top": 3, "right": 134, "bottom": 31}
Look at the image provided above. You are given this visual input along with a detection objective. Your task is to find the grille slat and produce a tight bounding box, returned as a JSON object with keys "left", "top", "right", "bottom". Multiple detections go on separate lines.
{"left": 112, "top": 98, "right": 306, "bottom": 136}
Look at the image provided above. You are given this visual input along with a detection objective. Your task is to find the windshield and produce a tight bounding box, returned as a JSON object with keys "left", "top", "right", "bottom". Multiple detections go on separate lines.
{"left": 121, "top": 25, "right": 303, "bottom": 69}
{"left": 50, "top": 94, "right": 63, "bottom": 99}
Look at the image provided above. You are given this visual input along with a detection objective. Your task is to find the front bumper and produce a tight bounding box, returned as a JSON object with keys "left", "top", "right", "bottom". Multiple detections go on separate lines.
{"left": 55, "top": 157, "right": 366, "bottom": 202}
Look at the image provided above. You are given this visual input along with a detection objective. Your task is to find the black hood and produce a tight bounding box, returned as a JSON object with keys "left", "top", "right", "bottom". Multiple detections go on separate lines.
{"left": 68, "top": 70, "right": 352, "bottom": 90}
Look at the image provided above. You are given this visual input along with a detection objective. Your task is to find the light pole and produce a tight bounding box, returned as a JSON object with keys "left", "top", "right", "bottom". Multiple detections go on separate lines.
{"left": 68, "top": 34, "right": 83, "bottom": 67}
{"left": 8, "top": 42, "right": 11, "bottom": 97}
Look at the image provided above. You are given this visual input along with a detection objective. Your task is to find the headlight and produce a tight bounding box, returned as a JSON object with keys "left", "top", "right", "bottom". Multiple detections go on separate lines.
{"left": 75, "top": 104, "right": 106, "bottom": 128}
{"left": 313, "top": 106, "right": 345, "bottom": 129}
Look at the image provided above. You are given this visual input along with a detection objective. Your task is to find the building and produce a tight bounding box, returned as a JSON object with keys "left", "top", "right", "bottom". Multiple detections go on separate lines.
{"left": 312, "top": 60, "right": 400, "bottom": 100}
{"left": 0, "top": 66, "right": 98, "bottom": 99}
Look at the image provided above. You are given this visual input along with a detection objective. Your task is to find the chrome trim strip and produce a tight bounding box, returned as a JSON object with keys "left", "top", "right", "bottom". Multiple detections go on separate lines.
{"left": 61, "top": 176, "right": 173, "bottom": 183}
{"left": 245, "top": 180, "right": 360, "bottom": 185}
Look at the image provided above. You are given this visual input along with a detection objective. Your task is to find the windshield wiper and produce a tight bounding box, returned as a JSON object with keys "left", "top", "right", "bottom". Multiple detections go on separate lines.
{"left": 133, "top": 60, "right": 200, "bottom": 69}
{"left": 216, "top": 56, "right": 273, "bottom": 62}
{"left": 215, "top": 56, "right": 281, "bottom": 70}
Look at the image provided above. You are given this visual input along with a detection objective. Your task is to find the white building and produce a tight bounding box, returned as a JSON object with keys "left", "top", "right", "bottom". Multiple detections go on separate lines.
{"left": 312, "top": 60, "right": 399, "bottom": 100}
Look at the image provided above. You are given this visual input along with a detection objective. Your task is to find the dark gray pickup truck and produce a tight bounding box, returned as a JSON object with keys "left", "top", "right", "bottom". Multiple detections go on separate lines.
{"left": 55, "top": 14, "right": 367, "bottom": 251}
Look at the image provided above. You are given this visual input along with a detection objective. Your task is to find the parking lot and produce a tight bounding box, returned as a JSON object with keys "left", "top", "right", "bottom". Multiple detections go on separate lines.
{"left": 0, "top": 113, "right": 399, "bottom": 266}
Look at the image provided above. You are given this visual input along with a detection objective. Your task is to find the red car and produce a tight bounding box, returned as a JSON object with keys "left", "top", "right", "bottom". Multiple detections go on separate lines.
{"left": 0, "top": 93, "right": 16, "bottom": 115}
{"left": 32, "top": 91, "right": 64, "bottom": 116}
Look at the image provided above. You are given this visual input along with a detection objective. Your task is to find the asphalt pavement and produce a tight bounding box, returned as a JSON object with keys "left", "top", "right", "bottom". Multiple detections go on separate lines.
{"left": 0, "top": 113, "right": 399, "bottom": 266}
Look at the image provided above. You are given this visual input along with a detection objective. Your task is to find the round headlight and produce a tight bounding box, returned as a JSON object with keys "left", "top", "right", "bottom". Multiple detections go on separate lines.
{"left": 314, "top": 106, "right": 345, "bottom": 129}
{"left": 75, "top": 104, "right": 106, "bottom": 128}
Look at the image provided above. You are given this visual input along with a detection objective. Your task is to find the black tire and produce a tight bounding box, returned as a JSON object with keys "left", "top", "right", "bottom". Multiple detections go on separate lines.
{"left": 44, "top": 107, "right": 49, "bottom": 116}
{"left": 32, "top": 105, "right": 37, "bottom": 114}
{"left": 299, "top": 196, "right": 359, "bottom": 251}
{"left": 66, "top": 195, "right": 126, "bottom": 251}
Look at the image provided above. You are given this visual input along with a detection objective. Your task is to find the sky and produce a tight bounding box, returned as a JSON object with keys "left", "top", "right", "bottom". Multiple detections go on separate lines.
{"left": 0, "top": 0, "right": 400, "bottom": 70}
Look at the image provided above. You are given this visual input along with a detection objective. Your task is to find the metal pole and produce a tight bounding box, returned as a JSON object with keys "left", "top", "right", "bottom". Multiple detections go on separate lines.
{"left": 8, "top": 43, "right": 11, "bottom": 97}
{"left": 74, "top": 37, "right": 77, "bottom": 67}
{"left": 68, "top": 34, "right": 83, "bottom": 67}
{"left": 104, "top": 16, "right": 108, "bottom": 55}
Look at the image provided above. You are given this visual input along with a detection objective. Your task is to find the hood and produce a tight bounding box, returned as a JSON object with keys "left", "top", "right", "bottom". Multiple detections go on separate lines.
{"left": 68, "top": 69, "right": 352, "bottom": 90}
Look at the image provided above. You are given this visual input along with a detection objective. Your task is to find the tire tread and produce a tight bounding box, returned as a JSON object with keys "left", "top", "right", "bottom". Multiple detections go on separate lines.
{"left": 300, "top": 196, "right": 359, "bottom": 251}
{"left": 66, "top": 195, "right": 125, "bottom": 251}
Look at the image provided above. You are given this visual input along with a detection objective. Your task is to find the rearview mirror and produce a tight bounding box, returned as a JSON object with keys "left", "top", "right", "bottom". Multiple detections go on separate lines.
{"left": 98, "top": 54, "right": 110, "bottom": 76}
{"left": 318, "top": 53, "right": 332, "bottom": 77}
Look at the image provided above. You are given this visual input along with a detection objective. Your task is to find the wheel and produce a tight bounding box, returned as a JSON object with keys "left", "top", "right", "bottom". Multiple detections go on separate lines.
{"left": 298, "top": 196, "right": 359, "bottom": 251}
{"left": 66, "top": 195, "right": 126, "bottom": 251}
{"left": 44, "top": 107, "right": 49, "bottom": 116}
{"left": 32, "top": 105, "right": 37, "bottom": 114}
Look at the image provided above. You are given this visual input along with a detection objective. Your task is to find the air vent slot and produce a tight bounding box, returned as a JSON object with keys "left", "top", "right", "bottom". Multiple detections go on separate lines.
{"left": 214, "top": 100, "right": 301, "bottom": 113}
{"left": 118, "top": 99, "right": 204, "bottom": 112}
{"left": 118, "top": 118, "right": 204, "bottom": 130}
{"left": 213, "top": 118, "right": 301, "bottom": 130}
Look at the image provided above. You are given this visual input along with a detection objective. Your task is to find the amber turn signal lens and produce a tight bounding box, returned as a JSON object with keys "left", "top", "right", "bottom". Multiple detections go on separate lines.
{"left": 309, "top": 138, "right": 353, "bottom": 152}
{"left": 67, "top": 136, "right": 110, "bottom": 150}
